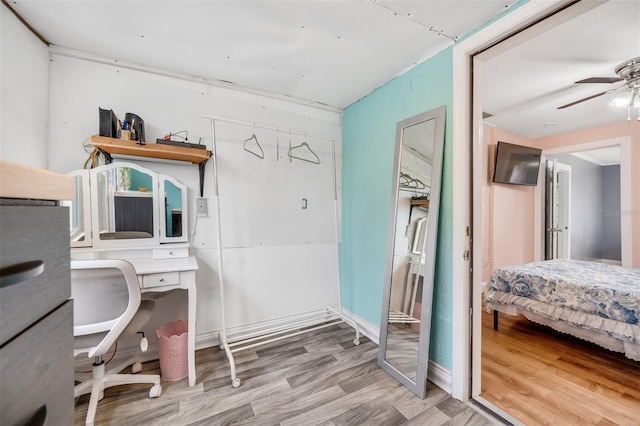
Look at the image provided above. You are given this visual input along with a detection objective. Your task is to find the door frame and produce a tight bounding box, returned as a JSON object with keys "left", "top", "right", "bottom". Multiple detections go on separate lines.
{"left": 450, "top": 0, "right": 607, "bottom": 401}
{"left": 535, "top": 138, "right": 631, "bottom": 265}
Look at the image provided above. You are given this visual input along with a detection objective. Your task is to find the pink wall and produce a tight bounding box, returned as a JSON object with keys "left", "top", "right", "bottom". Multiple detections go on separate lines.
{"left": 482, "top": 127, "right": 536, "bottom": 281}
{"left": 535, "top": 120, "right": 640, "bottom": 267}
{"left": 483, "top": 120, "right": 639, "bottom": 281}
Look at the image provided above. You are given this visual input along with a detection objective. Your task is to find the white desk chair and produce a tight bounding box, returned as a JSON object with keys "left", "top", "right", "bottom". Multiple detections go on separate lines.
{"left": 71, "top": 259, "right": 162, "bottom": 426}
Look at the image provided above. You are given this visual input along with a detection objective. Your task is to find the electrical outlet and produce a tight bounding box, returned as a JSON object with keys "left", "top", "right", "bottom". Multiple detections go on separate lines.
{"left": 196, "top": 197, "right": 208, "bottom": 216}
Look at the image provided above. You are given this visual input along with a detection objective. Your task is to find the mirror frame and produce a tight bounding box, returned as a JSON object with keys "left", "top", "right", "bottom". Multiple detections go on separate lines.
{"left": 65, "top": 169, "right": 92, "bottom": 248}
{"left": 377, "top": 105, "right": 446, "bottom": 399}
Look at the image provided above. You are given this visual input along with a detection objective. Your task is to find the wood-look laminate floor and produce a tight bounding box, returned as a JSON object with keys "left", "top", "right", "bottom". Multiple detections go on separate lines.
{"left": 75, "top": 324, "right": 499, "bottom": 425}
{"left": 481, "top": 310, "right": 640, "bottom": 425}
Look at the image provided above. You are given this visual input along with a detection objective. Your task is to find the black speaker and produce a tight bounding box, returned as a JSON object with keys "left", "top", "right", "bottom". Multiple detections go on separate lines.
{"left": 98, "top": 108, "right": 118, "bottom": 138}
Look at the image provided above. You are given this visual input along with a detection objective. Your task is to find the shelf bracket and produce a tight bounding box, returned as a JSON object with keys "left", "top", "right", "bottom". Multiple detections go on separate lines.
{"left": 198, "top": 160, "right": 208, "bottom": 197}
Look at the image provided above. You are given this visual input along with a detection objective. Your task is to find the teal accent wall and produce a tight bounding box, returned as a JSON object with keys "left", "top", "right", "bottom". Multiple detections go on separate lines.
{"left": 130, "top": 168, "right": 152, "bottom": 192}
{"left": 340, "top": 0, "right": 529, "bottom": 371}
{"left": 341, "top": 48, "right": 454, "bottom": 368}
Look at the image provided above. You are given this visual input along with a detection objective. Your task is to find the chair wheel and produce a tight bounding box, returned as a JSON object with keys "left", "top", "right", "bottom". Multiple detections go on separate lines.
{"left": 131, "top": 361, "right": 142, "bottom": 374}
{"left": 149, "top": 384, "right": 162, "bottom": 398}
{"left": 232, "top": 378, "right": 241, "bottom": 388}
{"left": 353, "top": 338, "right": 360, "bottom": 346}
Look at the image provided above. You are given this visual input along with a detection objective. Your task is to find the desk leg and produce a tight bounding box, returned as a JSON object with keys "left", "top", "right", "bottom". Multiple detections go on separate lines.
{"left": 187, "top": 280, "right": 197, "bottom": 386}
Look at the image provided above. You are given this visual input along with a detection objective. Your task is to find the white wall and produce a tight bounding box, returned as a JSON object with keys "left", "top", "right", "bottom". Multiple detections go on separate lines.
{"left": 0, "top": 6, "right": 49, "bottom": 167}
{"left": 47, "top": 53, "right": 343, "bottom": 346}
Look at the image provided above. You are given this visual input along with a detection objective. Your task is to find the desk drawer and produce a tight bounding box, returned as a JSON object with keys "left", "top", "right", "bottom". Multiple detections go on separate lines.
{"left": 0, "top": 205, "right": 70, "bottom": 346}
{"left": 1, "top": 301, "right": 74, "bottom": 425}
{"left": 142, "top": 271, "right": 180, "bottom": 288}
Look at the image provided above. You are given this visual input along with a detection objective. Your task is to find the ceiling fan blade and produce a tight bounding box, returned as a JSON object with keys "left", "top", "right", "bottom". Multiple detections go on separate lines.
{"left": 575, "top": 77, "right": 624, "bottom": 84}
{"left": 557, "top": 89, "right": 617, "bottom": 109}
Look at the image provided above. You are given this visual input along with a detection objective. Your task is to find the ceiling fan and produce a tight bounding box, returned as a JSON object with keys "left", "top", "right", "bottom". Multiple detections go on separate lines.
{"left": 557, "top": 56, "right": 640, "bottom": 110}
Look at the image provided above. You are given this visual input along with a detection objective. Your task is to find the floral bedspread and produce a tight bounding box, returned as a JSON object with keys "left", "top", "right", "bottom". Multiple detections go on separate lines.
{"left": 486, "top": 259, "right": 640, "bottom": 326}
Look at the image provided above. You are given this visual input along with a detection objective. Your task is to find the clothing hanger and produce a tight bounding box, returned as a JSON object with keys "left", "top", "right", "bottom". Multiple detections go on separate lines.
{"left": 243, "top": 126, "right": 264, "bottom": 159}
{"left": 288, "top": 133, "right": 320, "bottom": 165}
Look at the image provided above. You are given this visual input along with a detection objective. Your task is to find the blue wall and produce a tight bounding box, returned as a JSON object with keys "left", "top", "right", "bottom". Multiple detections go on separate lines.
{"left": 341, "top": 48, "right": 454, "bottom": 368}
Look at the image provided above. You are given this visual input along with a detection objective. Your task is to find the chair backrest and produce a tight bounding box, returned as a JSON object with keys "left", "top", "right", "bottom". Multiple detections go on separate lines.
{"left": 71, "top": 259, "right": 141, "bottom": 358}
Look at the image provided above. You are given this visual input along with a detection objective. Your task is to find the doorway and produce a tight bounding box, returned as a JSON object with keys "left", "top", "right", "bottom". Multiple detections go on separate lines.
{"left": 451, "top": 0, "right": 639, "bottom": 414}
{"left": 466, "top": 2, "right": 637, "bottom": 423}
{"left": 545, "top": 160, "right": 571, "bottom": 260}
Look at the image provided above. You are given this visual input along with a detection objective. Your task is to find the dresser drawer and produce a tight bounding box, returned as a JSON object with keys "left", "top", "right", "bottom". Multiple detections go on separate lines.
{"left": 0, "top": 205, "right": 70, "bottom": 346}
{"left": 0, "top": 300, "right": 74, "bottom": 426}
{"left": 142, "top": 271, "right": 180, "bottom": 288}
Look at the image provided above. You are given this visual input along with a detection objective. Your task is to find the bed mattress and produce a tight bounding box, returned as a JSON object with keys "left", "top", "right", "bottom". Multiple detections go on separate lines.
{"left": 485, "top": 259, "right": 640, "bottom": 351}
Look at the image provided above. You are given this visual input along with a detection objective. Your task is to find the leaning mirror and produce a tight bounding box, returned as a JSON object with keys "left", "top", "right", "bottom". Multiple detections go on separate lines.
{"left": 378, "top": 105, "right": 446, "bottom": 398}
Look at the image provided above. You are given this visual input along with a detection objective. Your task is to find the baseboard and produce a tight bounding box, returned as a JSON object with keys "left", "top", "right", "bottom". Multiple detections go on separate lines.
{"left": 338, "top": 308, "right": 380, "bottom": 345}
{"left": 428, "top": 360, "right": 452, "bottom": 394}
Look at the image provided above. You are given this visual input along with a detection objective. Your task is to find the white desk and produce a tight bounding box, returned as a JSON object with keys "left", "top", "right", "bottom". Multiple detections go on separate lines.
{"left": 127, "top": 256, "right": 198, "bottom": 386}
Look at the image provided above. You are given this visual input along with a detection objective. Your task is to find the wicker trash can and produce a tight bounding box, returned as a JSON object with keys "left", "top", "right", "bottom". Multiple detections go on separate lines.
{"left": 156, "top": 320, "right": 188, "bottom": 381}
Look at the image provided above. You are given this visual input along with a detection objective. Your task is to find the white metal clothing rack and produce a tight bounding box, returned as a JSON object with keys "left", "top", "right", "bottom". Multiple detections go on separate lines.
{"left": 203, "top": 114, "right": 360, "bottom": 388}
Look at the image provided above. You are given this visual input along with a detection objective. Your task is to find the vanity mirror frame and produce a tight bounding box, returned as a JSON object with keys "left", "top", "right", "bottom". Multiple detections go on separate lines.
{"left": 68, "top": 162, "right": 189, "bottom": 249}
{"left": 66, "top": 169, "right": 92, "bottom": 248}
{"left": 377, "top": 105, "right": 446, "bottom": 399}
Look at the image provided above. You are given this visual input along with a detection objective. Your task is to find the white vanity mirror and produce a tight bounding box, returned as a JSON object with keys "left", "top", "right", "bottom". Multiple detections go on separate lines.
{"left": 67, "top": 162, "right": 188, "bottom": 249}
{"left": 160, "top": 176, "right": 188, "bottom": 243}
{"left": 64, "top": 170, "right": 92, "bottom": 248}
{"left": 377, "top": 105, "right": 445, "bottom": 399}
{"left": 91, "top": 163, "right": 159, "bottom": 245}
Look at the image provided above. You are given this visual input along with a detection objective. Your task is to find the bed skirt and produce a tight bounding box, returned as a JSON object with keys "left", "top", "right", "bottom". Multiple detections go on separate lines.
{"left": 489, "top": 302, "right": 640, "bottom": 362}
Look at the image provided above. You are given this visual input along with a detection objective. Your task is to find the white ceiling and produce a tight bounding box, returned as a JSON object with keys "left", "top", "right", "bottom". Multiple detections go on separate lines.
{"left": 8, "top": 0, "right": 518, "bottom": 109}
{"left": 7, "top": 0, "right": 638, "bottom": 142}
{"left": 482, "top": 0, "right": 640, "bottom": 139}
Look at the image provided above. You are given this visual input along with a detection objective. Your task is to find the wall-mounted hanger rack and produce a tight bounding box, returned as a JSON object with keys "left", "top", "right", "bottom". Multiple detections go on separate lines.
{"left": 243, "top": 133, "right": 264, "bottom": 159}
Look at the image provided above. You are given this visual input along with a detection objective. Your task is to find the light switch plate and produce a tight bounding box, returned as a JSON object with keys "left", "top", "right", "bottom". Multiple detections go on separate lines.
{"left": 196, "top": 197, "right": 208, "bottom": 216}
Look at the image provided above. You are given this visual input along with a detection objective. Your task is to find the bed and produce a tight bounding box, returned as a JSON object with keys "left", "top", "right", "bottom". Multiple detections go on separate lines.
{"left": 485, "top": 259, "right": 640, "bottom": 361}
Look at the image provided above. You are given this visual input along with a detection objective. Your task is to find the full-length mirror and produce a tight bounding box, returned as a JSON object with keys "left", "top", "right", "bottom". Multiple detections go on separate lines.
{"left": 378, "top": 105, "right": 446, "bottom": 398}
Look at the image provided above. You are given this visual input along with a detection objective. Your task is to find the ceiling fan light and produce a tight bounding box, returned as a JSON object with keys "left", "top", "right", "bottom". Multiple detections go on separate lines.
{"left": 610, "top": 91, "right": 633, "bottom": 108}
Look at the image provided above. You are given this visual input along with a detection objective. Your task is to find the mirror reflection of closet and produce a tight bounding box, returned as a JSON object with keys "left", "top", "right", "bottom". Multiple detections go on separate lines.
{"left": 92, "top": 164, "right": 158, "bottom": 242}
{"left": 67, "top": 162, "right": 189, "bottom": 249}
{"left": 160, "top": 176, "right": 188, "bottom": 243}
{"left": 378, "top": 105, "right": 446, "bottom": 398}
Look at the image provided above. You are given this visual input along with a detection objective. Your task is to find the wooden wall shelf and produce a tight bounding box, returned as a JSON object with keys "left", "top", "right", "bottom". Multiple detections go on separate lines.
{"left": 90, "top": 135, "right": 211, "bottom": 165}
{"left": 410, "top": 199, "right": 429, "bottom": 209}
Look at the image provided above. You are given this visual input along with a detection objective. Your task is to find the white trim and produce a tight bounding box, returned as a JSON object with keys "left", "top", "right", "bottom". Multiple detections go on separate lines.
{"left": 452, "top": 0, "right": 589, "bottom": 402}
{"left": 339, "top": 308, "right": 380, "bottom": 345}
{"left": 472, "top": 396, "right": 525, "bottom": 426}
{"left": 428, "top": 361, "right": 452, "bottom": 394}
{"left": 49, "top": 46, "right": 342, "bottom": 118}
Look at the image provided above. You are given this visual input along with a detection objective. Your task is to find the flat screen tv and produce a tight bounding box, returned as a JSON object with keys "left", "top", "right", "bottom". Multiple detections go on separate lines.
{"left": 492, "top": 141, "right": 542, "bottom": 186}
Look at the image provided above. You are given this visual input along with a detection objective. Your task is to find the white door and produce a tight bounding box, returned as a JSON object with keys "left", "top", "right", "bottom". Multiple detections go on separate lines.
{"left": 545, "top": 160, "right": 571, "bottom": 260}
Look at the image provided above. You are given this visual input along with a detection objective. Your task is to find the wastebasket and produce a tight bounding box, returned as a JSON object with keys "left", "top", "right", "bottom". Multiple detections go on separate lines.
{"left": 156, "top": 320, "right": 188, "bottom": 381}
